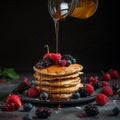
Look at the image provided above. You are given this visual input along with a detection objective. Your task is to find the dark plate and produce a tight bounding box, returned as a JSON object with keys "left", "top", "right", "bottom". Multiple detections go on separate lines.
{"left": 20, "top": 95, "right": 96, "bottom": 107}
{"left": 20, "top": 88, "right": 101, "bottom": 108}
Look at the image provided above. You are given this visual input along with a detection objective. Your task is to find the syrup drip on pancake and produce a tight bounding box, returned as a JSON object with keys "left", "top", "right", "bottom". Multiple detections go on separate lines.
{"left": 34, "top": 53, "right": 83, "bottom": 100}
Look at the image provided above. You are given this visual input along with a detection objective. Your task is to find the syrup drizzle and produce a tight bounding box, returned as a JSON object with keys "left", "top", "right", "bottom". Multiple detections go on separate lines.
{"left": 54, "top": 19, "right": 59, "bottom": 53}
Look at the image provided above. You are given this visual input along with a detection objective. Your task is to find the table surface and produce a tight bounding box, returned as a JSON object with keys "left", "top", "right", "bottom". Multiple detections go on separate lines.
{"left": 0, "top": 73, "right": 120, "bottom": 120}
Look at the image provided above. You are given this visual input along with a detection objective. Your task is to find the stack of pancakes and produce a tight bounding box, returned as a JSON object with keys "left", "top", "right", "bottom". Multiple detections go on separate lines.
{"left": 33, "top": 64, "right": 83, "bottom": 100}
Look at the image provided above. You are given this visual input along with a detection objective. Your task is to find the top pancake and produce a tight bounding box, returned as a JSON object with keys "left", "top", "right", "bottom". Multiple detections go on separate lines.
{"left": 33, "top": 64, "right": 83, "bottom": 76}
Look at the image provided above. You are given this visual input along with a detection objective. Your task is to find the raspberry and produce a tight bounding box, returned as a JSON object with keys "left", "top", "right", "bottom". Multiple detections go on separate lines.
{"left": 96, "top": 93, "right": 108, "bottom": 106}
{"left": 88, "top": 76, "right": 98, "bottom": 83}
{"left": 110, "top": 69, "right": 120, "bottom": 79}
{"left": 58, "top": 59, "right": 67, "bottom": 66}
{"left": 28, "top": 87, "right": 40, "bottom": 98}
{"left": 101, "top": 86, "right": 113, "bottom": 97}
{"left": 6, "top": 94, "right": 22, "bottom": 108}
{"left": 3, "top": 102, "right": 18, "bottom": 111}
{"left": 84, "top": 84, "right": 94, "bottom": 95}
{"left": 84, "top": 104, "right": 99, "bottom": 116}
{"left": 102, "top": 73, "right": 111, "bottom": 81}
{"left": 102, "top": 81, "right": 109, "bottom": 86}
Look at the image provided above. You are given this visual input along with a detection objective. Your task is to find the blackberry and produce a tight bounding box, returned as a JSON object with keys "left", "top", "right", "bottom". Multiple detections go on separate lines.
{"left": 36, "top": 58, "right": 53, "bottom": 68}
{"left": 79, "top": 87, "right": 88, "bottom": 97}
{"left": 35, "top": 107, "right": 51, "bottom": 119}
{"left": 84, "top": 104, "right": 99, "bottom": 116}
{"left": 11, "top": 82, "right": 30, "bottom": 94}
{"left": 92, "top": 82, "right": 102, "bottom": 90}
{"left": 112, "top": 84, "right": 119, "bottom": 91}
{"left": 112, "top": 107, "right": 119, "bottom": 116}
{"left": 112, "top": 84, "right": 120, "bottom": 95}
{"left": 62, "top": 54, "right": 76, "bottom": 64}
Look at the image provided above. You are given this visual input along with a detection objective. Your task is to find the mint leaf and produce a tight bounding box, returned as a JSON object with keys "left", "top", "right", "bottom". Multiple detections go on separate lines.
{"left": 2, "top": 68, "right": 20, "bottom": 80}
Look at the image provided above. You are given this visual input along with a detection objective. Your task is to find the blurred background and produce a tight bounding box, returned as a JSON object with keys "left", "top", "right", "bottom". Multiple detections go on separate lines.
{"left": 0, "top": 0, "right": 119, "bottom": 74}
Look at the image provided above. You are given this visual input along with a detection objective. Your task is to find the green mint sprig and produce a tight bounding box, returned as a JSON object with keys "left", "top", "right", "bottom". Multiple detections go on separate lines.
{"left": 0, "top": 67, "right": 20, "bottom": 82}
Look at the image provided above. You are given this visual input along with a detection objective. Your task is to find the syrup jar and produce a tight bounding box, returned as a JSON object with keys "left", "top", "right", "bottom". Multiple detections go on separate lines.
{"left": 70, "top": 0, "right": 98, "bottom": 19}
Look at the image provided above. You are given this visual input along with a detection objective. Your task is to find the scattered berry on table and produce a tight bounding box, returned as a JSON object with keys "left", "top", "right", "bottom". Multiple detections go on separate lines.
{"left": 110, "top": 69, "right": 120, "bottom": 79}
{"left": 0, "top": 79, "right": 3, "bottom": 84}
{"left": 112, "top": 83, "right": 120, "bottom": 95}
{"left": 84, "top": 104, "right": 99, "bottom": 116}
{"left": 101, "top": 86, "right": 113, "bottom": 97}
{"left": 92, "top": 81, "right": 102, "bottom": 90}
{"left": 23, "top": 114, "right": 33, "bottom": 120}
{"left": 35, "top": 107, "right": 51, "bottom": 119}
{"left": 2, "top": 102, "right": 18, "bottom": 111}
{"left": 88, "top": 76, "right": 98, "bottom": 83}
{"left": 6, "top": 94, "right": 22, "bottom": 108}
{"left": 102, "top": 73, "right": 111, "bottom": 81}
{"left": 112, "top": 107, "right": 120, "bottom": 116}
{"left": 96, "top": 93, "right": 108, "bottom": 106}
{"left": 102, "top": 81, "right": 109, "bottom": 86}
{"left": 23, "top": 103, "right": 33, "bottom": 111}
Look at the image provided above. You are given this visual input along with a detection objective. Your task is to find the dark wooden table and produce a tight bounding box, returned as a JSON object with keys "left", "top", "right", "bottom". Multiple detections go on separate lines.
{"left": 0, "top": 73, "right": 120, "bottom": 120}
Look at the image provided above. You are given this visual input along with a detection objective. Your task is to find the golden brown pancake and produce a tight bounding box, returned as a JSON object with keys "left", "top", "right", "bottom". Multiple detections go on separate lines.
{"left": 33, "top": 64, "right": 83, "bottom": 76}
{"left": 36, "top": 83, "right": 83, "bottom": 94}
{"left": 51, "top": 93, "right": 73, "bottom": 99}
{"left": 35, "top": 77, "right": 81, "bottom": 87}
{"left": 34, "top": 71, "right": 83, "bottom": 80}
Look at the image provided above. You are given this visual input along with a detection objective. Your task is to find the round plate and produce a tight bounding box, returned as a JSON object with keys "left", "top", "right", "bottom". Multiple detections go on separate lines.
{"left": 20, "top": 89, "right": 101, "bottom": 108}
{"left": 20, "top": 95, "right": 96, "bottom": 107}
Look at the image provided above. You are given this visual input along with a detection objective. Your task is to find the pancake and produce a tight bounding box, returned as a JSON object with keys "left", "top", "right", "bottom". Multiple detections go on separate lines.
{"left": 36, "top": 83, "right": 83, "bottom": 94}
{"left": 34, "top": 71, "right": 83, "bottom": 80}
{"left": 35, "top": 77, "right": 81, "bottom": 87}
{"left": 51, "top": 93, "right": 73, "bottom": 99}
{"left": 33, "top": 64, "right": 83, "bottom": 76}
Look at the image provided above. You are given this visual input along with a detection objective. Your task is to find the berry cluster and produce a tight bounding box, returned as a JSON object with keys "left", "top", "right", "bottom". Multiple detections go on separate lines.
{"left": 2, "top": 94, "right": 22, "bottom": 111}
{"left": 35, "top": 107, "right": 51, "bottom": 119}
{"left": 36, "top": 53, "right": 77, "bottom": 68}
{"left": 102, "top": 69, "right": 120, "bottom": 81}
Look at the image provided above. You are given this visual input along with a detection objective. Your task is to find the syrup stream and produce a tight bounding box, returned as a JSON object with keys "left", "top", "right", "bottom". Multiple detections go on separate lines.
{"left": 54, "top": 20, "right": 59, "bottom": 53}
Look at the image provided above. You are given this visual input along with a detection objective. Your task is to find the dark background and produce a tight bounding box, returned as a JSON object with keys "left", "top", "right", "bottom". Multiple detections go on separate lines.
{"left": 0, "top": 0, "right": 120, "bottom": 74}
